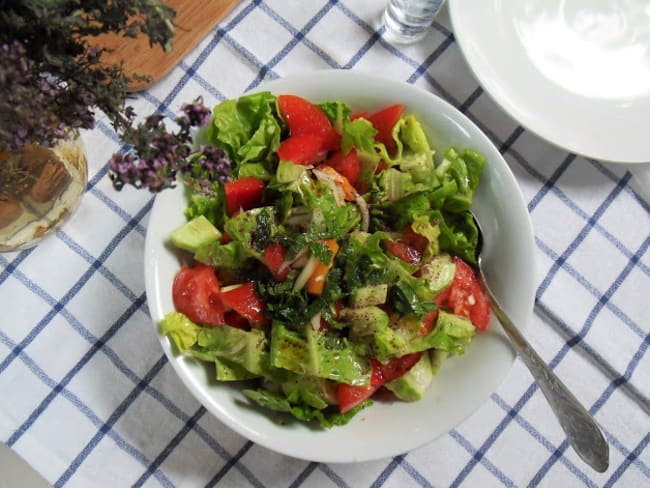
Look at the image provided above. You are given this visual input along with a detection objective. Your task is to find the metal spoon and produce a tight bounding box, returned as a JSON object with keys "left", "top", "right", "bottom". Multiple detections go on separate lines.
{"left": 472, "top": 212, "right": 609, "bottom": 473}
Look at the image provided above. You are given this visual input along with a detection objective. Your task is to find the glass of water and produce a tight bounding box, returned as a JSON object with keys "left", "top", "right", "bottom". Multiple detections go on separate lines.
{"left": 382, "top": 0, "right": 446, "bottom": 44}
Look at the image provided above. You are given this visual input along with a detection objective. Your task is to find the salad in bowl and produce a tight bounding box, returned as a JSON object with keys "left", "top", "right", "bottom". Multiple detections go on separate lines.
{"left": 144, "top": 71, "right": 535, "bottom": 462}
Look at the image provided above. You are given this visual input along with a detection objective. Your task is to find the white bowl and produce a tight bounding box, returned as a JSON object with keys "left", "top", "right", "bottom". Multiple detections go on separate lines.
{"left": 144, "top": 70, "right": 536, "bottom": 463}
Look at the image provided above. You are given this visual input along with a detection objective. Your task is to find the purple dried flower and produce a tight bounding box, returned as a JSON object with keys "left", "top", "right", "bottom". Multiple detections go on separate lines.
{"left": 108, "top": 97, "right": 231, "bottom": 193}
{"left": 180, "top": 96, "right": 212, "bottom": 128}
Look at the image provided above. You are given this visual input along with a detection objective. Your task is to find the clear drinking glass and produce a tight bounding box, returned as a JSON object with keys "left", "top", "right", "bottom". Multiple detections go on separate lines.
{"left": 0, "top": 132, "right": 87, "bottom": 252}
{"left": 383, "top": 0, "right": 446, "bottom": 44}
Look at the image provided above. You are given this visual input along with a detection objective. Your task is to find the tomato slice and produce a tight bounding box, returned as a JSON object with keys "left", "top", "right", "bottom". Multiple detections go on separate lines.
{"left": 224, "top": 177, "right": 265, "bottom": 215}
{"left": 325, "top": 148, "right": 360, "bottom": 186}
{"left": 277, "top": 133, "right": 327, "bottom": 165}
{"left": 278, "top": 94, "right": 339, "bottom": 151}
{"left": 263, "top": 243, "right": 289, "bottom": 281}
{"left": 336, "top": 384, "right": 378, "bottom": 414}
{"left": 172, "top": 264, "right": 225, "bottom": 326}
{"left": 419, "top": 288, "right": 451, "bottom": 335}
{"left": 401, "top": 225, "right": 429, "bottom": 255}
{"left": 336, "top": 353, "right": 421, "bottom": 413}
{"left": 223, "top": 311, "right": 251, "bottom": 330}
{"left": 372, "top": 353, "right": 422, "bottom": 385}
{"left": 375, "top": 160, "right": 389, "bottom": 175}
{"left": 219, "top": 282, "right": 268, "bottom": 326}
{"left": 366, "top": 104, "right": 404, "bottom": 154}
{"left": 448, "top": 257, "right": 491, "bottom": 331}
{"left": 385, "top": 240, "right": 422, "bottom": 265}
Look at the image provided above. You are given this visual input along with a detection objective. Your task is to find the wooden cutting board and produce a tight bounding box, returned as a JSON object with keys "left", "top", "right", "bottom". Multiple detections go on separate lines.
{"left": 95, "top": 0, "right": 241, "bottom": 91}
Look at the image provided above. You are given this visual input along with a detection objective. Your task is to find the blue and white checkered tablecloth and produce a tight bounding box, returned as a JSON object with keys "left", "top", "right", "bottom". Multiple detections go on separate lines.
{"left": 1, "top": 1, "right": 649, "bottom": 486}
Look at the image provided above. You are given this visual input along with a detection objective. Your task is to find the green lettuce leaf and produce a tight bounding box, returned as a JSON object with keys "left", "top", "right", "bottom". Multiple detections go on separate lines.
{"left": 206, "top": 91, "right": 281, "bottom": 170}
{"left": 243, "top": 388, "right": 371, "bottom": 428}
{"left": 159, "top": 312, "right": 201, "bottom": 353}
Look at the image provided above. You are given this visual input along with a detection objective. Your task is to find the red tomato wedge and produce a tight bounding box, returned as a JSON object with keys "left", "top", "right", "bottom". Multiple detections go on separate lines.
{"left": 366, "top": 104, "right": 404, "bottom": 154}
{"left": 401, "top": 225, "right": 429, "bottom": 255}
{"left": 224, "top": 177, "right": 265, "bottom": 215}
{"left": 263, "top": 243, "right": 289, "bottom": 281}
{"left": 278, "top": 94, "right": 340, "bottom": 151}
{"left": 371, "top": 353, "right": 422, "bottom": 385}
{"left": 277, "top": 133, "right": 327, "bottom": 165}
{"left": 223, "top": 311, "right": 251, "bottom": 330}
{"left": 385, "top": 240, "right": 422, "bottom": 265}
{"left": 219, "top": 282, "right": 268, "bottom": 326}
{"left": 336, "top": 384, "right": 378, "bottom": 414}
{"left": 447, "top": 257, "right": 491, "bottom": 331}
{"left": 325, "top": 148, "right": 360, "bottom": 186}
{"left": 172, "top": 264, "right": 225, "bottom": 326}
{"left": 419, "top": 288, "right": 451, "bottom": 335}
{"left": 337, "top": 353, "right": 422, "bottom": 413}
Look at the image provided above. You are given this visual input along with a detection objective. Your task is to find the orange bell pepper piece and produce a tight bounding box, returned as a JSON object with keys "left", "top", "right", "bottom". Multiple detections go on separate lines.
{"left": 307, "top": 240, "right": 339, "bottom": 295}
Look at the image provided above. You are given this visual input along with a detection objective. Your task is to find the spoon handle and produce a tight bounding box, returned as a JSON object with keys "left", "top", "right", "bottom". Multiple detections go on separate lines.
{"left": 486, "top": 290, "right": 609, "bottom": 473}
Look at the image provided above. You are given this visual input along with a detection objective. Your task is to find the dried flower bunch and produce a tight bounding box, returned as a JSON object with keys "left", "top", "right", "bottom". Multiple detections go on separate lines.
{"left": 1, "top": 0, "right": 229, "bottom": 201}
{"left": 108, "top": 98, "right": 232, "bottom": 194}
{"left": 0, "top": 0, "right": 176, "bottom": 152}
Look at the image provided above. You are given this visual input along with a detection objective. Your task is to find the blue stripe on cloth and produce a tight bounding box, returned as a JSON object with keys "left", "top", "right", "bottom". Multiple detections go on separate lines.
{"left": 136, "top": 0, "right": 256, "bottom": 123}
{"left": 527, "top": 153, "right": 576, "bottom": 212}
{"left": 204, "top": 441, "right": 258, "bottom": 488}
{"left": 246, "top": 1, "right": 340, "bottom": 92}
{"left": 605, "top": 433, "right": 650, "bottom": 488}
{"left": 535, "top": 238, "right": 647, "bottom": 342}
{"left": 399, "top": 458, "right": 434, "bottom": 488}
{"left": 173, "top": 0, "right": 264, "bottom": 97}
{"left": 2, "top": 252, "right": 264, "bottom": 484}
{"left": 288, "top": 462, "right": 318, "bottom": 488}
{"left": 259, "top": 1, "right": 341, "bottom": 70}
{"left": 457, "top": 110, "right": 650, "bottom": 285}
{"left": 535, "top": 172, "right": 631, "bottom": 299}
{"left": 588, "top": 159, "right": 650, "bottom": 212}
{"left": 318, "top": 464, "right": 350, "bottom": 488}
{"left": 490, "top": 394, "right": 598, "bottom": 488}
{"left": 53, "top": 355, "right": 169, "bottom": 487}
{"left": 178, "top": 61, "right": 228, "bottom": 102}
{"left": 531, "top": 373, "right": 650, "bottom": 485}
{"left": 86, "top": 188, "right": 149, "bottom": 239}
{"left": 0, "top": 330, "right": 173, "bottom": 487}
{"left": 334, "top": 1, "right": 437, "bottom": 74}
{"left": 498, "top": 126, "right": 525, "bottom": 154}
{"left": 458, "top": 86, "right": 483, "bottom": 114}
{"left": 6, "top": 293, "right": 147, "bottom": 447}
{"left": 530, "top": 324, "right": 650, "bottom": 483}
{"left": 535, "top": 300, "right": 650, "bottom": 415}
{"left": 370, "top": 455, "right": 404, "bottom": 488}
{"left": 132, "top": 406, "right": 207, "bottom": 487}
{"left": 407, "top": 33, "right": 456, "bottom": 85}
{"left": 448, "top": 430, "right": 517, "bottom": 487}
{"left": 516, "top": 160, "right": 650, "bottom": 282}
{"left": 343, "top": 30, "right": 383, "bottom": 70}
{"left": 0, "top": 246, "right": 33, "bottom": 287}
{"left": 454, "top": 226, "right": 647, "bottom": 485}
{"left": 1, "top": 256, "right": 263, "bottom": 484}
{"left": 55, "top": 231, "right": 142, "bottom": 304}
{"left": 0, "top": 200, "right": 152, "bottom": 377}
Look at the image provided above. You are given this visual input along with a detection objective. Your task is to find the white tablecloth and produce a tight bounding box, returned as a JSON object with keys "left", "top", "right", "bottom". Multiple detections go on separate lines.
{"left": 1, "top": 1, "right": 648, "bottom": 486}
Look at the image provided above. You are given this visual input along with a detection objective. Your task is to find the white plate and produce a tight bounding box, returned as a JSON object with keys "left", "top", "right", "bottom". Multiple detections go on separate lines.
{"left": 144, "top": 70, "right": 536, "bottom": 463}
{"left": 449, "top": 0, "right": 650, "bottom": 163}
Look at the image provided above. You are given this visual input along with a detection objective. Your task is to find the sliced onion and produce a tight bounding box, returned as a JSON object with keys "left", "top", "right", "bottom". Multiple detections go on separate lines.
{"left": 313, "top": 168, "right": 345, "bottom": 206}
{"left": 278, "top": 247, "right": 308, "bottom": 274}
{"left": 355, "top": 195, "right": 370, "bottom": 232}
{"left": 309, "top": 313, "right": 322, "bottom": 331}
{"left": 293, "top": 254, "right": 319, "bottom": 292}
